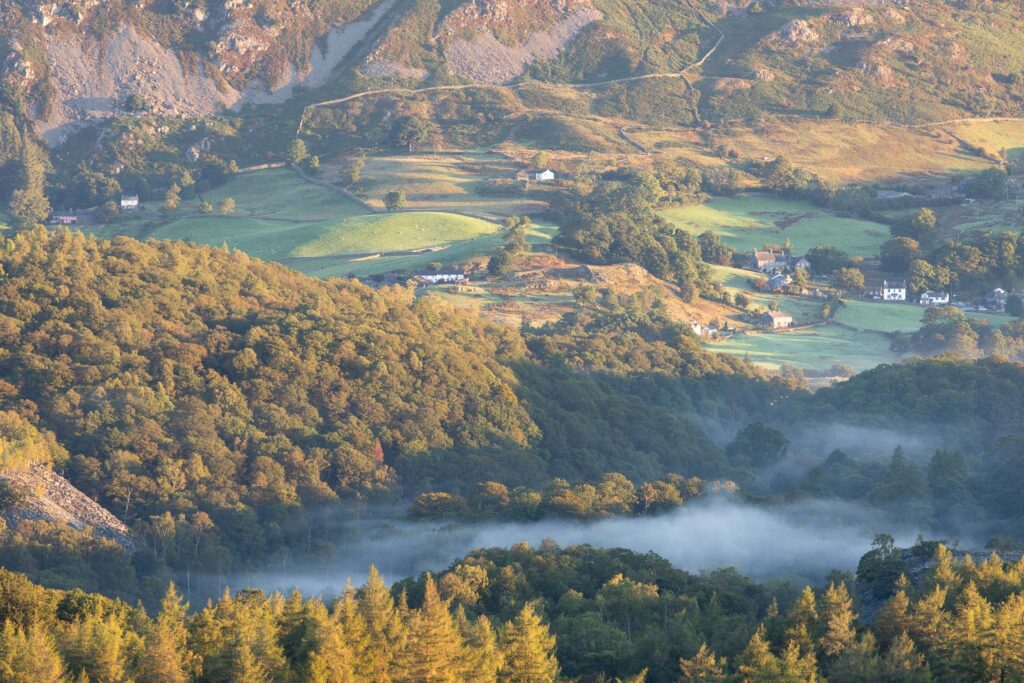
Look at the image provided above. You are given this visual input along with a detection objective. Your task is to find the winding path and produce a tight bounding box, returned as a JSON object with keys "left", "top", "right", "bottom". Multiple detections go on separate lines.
{"left": 296, "top": 0, "right": 725, "bottom": 136}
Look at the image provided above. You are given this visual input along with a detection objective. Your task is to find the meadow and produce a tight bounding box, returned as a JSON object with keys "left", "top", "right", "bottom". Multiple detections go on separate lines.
{"left": 84, "top": 168, "right": 516, "bottom": 276}
{"left": 837, "top": 299, "right": 1014, "bottom": 333}
{"left": 704, "top": 118, "right": 994, "bottom": 184}
{"left": 328, "top": 152, "right": 552, "bottom": 219}
{"left": 946, "top": 119, "right": 1024, "bottom": 160}
{"left": 668, "top": 196, "right": 891, "bottom": 258}
{"left": 711, "top": 325, "right": 902, "bottom": 373}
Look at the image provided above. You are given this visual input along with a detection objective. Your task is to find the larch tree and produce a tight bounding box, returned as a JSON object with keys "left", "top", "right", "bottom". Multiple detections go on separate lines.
{"left": 393, "top": 574, "right": 465, "bottom": 682}
{"left": 0, "top": 621, "right": 66, "bottom": 683}
{"left": 498, "top": 603, "right": 559, "bottom": 683}
{"left": 677, "top": 642, "right": 726, "bottom": 682}
{"left": 456, "top": 607, "right": 502, "bottom": 683}
{"left": 137, "top": 583, "right": 194, "bottom": 683}
{"left": 819, "top": 582, "right": 856, "bottom": 658}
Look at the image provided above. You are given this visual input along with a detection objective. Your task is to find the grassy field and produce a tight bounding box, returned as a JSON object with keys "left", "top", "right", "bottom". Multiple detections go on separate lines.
{"left": 665, "top": 196, "right": 890, "bottom": 258}
{"left": 83, "top": 168, "right": 520, "bottom": 276}
{"left": 837, "top": 299, "right": 1014, "bottom": 332}
{"left": 711, "top": 325, "right": 902, "bottom": 373}
{"left": 945, "top": 119, "right": 1024, "bottom": 160}
{"left": 704, "top": 119, "right": 994, "bottom": 184}
{"left": 330, "top": 152, "right": 552, "bottom": 219}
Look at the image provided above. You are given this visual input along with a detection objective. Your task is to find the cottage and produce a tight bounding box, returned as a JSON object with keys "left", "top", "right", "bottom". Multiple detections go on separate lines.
{"left": 689, "top": 320, "right": 704, "bottom": 337}
{"left": 791, "top": 256, "right": 811, "bottom": 271}
{"left": 767, "top": 273, "right": 792, "bottom": 292}
{"left": 417, "top": 270, "right": 467, "bottom": 285}
{"left": 758, "top": 310, "right": 793, "bottom": 330}
{"left": 49, "top": 214, "right": 78, "bottom": 225}
{"left": 515, "top": 168, "right": 555, "bottom": 182}
{"left": 120, "top": 195, "right": 140, "bottom": 211}
{"left": 919, "top": 290, "right": 949, "bottom": 306}
{"left": 882, "top": 280, "right": 907, "bottom": 302}
{"left": 751, "top": 250, "right": 780, "bottom": 273}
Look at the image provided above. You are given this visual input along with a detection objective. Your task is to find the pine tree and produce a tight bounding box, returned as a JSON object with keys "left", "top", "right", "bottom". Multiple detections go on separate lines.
{"left": 307, "top": 605, "right": 355, "bottom": 683}
{"left": 63, "top": 613, "right": 132, "bottom": 683}
{"left": 785, "top": 586, "right": 818, "bottom": 651}
{"left": 736, "top": 625, "right": 778, "bottom": 682}
{"left": 393, "top": 575, "right": 464, "bottom": 682}
{"left": 498, "top": 603, "right": 559, "bottom": 683}
{"left": 137, "top": 583, "right": 194, "bottom": 683}
{"left": 819, "top": 582, "right": 856, "bottom": 658}
{"left": 359, "top": 566, "right": 401, "bottom": 681}
{"left": 456, "top": 607, "right": 501, "bottom": 683}
{"left": 827, "top": 632, "right": 881, "bottom": 683}
{"left": 336, "top": 583, "right": 375, "bottom": 681}
{"left": 0, "top": 621, "right": 66, "bottom": 683}
{"left": 881, "top": 632, "right": 931, "bottom": 682}
{"left": 875, "top": 580, "right": 912, "bottom": 650}
{"left": 677, "top": 642, "right": 726, "bottom": 682}
{"left": 990, "top": 592, "right": 1024, "bottom": 680}
{"left": 233, "top": 642, "right": 269, "bottom": 683}
{"left": 777, "top": 640, "right": 819, "bottom": 681}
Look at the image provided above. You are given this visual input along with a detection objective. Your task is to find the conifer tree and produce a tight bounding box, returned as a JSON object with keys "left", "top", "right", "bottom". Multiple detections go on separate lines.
{"left": 819, "top": 582, "right": 856, "bottom": 657}
{"left": 0, "top": 621, "right": 66, "bottom": 683}
{"left": 677, "top": 642, "right": 726, "bottom": 682}
{"left": 881, "top": 632, "right": 931, "bottom": 682}
{"left": 777, "top": 640, "right": 819, "bottom": 681}
{"left": 736, "top": 625, "right": 778, "bottom": 682}
{"left": 138, "top": 583, "right": 194, "bottom": 683}
{"left": 336, "top": 583, "right": 375, "bottom": 681}
{"left": 359, "top": 566, "right": 402, "bottom": 681}
{"left": 785, "top": 586, "right": 818, "bottom": 651}
{"left": 307, "top": 607, "right": 355, "bottom": 683}
{"left": 394, "top": 575, "right": 465, "bottom": 682}
{"left": 827, "top": 632, "right": 882, "bottom": 683}
{"left": 875, "top": 578, "right": 913, "bottom": 650}
{"left": 63, "top": 613, "right": 134, "bottom": 683}
{"left": 498, "top": 603, "right": 559, "bottom": 683}
{"left": 456, "top": 607, "right": 501, "bottom": 683}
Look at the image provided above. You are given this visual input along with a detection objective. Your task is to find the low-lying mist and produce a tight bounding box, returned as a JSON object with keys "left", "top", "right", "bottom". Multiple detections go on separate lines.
{"left": 224, "top": 497, "right": 942, "bottom": 598}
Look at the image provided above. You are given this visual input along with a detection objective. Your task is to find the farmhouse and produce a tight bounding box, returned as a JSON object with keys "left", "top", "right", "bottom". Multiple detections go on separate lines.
{"left": 758, "top": 310, "right": 793, "bottom": 330}
{"left": 919, "top": 290, "right": 949, "bottom": 306}
{"left": 515, "top": 168, "right": 555, "bottom": 182}
{"left": 790, "top": 256, "right": 811, "bottom": 271}
{"left": 49, "top": 214, "right": 78, "bottom": 225}
{"left": 882, "top": 280, "right": 907, "bottom": 302}
{"left": 750, "top": 250, "right": 782, "bottom": 272}
{"left": 416, "top": 270, "right": 467, "bottom": 285}
{"left": 120, "top": 195, "right": 140, "bottom": 211}
{"left": 767, "top": 273, "right": 792, "bottom": 292}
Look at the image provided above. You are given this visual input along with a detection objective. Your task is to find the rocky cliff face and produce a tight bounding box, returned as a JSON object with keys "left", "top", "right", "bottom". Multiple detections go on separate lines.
{"left": 1, "top": 0, "right": 382, "bottom": 143}
{"left": 0, "top": 464, "right": 135, "bottom": 551}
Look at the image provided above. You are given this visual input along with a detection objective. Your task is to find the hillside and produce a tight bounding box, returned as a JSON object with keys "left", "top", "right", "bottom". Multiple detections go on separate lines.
{"left": 0, "top": 465, "right": 134, "bottom": 550}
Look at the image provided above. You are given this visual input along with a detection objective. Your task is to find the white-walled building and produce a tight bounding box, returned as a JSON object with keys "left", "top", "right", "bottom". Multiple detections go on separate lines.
{"left": 882, "top": 280, "right": 907, "bottom": 302}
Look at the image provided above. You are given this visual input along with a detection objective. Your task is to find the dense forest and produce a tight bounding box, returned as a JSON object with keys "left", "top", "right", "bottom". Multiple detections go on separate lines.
{"left": 0, "top": 228, "right": 794, "bottom": 596}
{"left": 0, "top": 540, "right": 1021, "bottom": 681}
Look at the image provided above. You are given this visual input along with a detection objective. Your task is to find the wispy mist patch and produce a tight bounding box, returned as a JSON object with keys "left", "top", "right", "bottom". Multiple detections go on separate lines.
{"left": 226, "top": 497, "right": 937, "bottom": 597}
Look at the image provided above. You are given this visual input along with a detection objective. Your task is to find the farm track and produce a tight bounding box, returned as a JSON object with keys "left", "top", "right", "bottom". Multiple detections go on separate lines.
{"left": 295, "top": 0, "right": 725, "bottom": 137}
{"left": 293, "top": 0, "right": 1022, "bottom": 147}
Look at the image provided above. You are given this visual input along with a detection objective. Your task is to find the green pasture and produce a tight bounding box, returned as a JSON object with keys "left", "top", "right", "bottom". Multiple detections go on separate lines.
{"left": 837, "top": 300, "right": 1014, "bottom": 333}
{"left": 346, "top": 152, "right": 551, "bottom": 218}
{"left": 81, "top": 168, "right": 548, "bottom": 277}
{"left": 711, "top": 325, "right": 902, "bottom": 373}
{"left": 661, "top": 195, "right": 890, "bottom": 257}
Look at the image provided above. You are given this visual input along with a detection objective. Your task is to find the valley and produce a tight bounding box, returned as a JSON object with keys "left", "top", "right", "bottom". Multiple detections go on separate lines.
{"left": 0, "top": 0, "right": 1024, "bottom": 680}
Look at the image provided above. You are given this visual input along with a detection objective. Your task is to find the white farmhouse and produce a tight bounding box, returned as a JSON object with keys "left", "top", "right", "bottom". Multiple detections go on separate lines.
{"left": 919, "top": 291, "right": 949, "bottom": 306}
{"left": 417, "top": 271, "right": 466, "bottom": 285}
{"left": 882, "top": 280, "right": 907, "bottom": 302}
{"left": 120, "top": 195, "right": 140, "bottom": 211}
